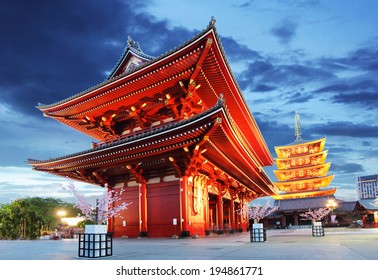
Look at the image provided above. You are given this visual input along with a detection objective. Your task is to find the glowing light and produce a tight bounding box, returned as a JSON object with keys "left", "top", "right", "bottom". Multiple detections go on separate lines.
{"left": 326, "top": 199, "right": 338, "bottom": 212}
{"left": 57, "top": 210, "right": 66, "bottom": 217}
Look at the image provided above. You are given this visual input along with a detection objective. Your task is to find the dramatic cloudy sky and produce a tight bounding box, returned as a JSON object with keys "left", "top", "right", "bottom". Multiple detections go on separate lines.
{"left": 1, "top": 0, "right": 377, "bottom": 204}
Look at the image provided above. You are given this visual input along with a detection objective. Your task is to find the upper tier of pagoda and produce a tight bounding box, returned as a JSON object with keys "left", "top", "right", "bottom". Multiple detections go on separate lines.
{"left": 272, "top": 112, "right": 336, "bottom": 200}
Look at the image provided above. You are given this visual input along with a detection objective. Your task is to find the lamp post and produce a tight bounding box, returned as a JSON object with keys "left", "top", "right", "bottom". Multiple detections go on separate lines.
{"left": 326, "top": 199, "right": 337, "bottom": 213}
{"left": 326, "top": 199, "right": 338, "bottom": 224}
{"left": 55, "top": 210, "right": 67, "bottom": 239}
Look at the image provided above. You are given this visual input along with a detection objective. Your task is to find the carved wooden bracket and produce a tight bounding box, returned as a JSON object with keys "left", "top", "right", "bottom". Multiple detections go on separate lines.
{"left": 126, "top": 164, "right": 146, "bottom": 184}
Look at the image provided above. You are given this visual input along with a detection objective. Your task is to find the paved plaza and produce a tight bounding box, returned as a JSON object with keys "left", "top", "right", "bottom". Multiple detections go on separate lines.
{"left": 0, "top": 227, "right": 378, "bottom": 260}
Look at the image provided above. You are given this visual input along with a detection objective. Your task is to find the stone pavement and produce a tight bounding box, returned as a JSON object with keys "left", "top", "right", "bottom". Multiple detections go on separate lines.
{"left": 1, "top": 227, "right": 378, "bottom": 260}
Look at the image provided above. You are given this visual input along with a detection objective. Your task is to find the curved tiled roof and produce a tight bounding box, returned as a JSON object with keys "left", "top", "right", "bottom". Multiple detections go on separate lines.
{"left": 28, "top": 97, "right": 224, "bottom": 165}
{"left": 37, "top": 19, "right": 217, "bottom": 111}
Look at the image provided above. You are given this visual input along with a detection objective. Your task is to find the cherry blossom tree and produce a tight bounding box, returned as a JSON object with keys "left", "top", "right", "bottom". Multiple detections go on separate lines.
{"left": 248, "top": 203, "right": 279, "bottom": 224}
{"left": 300, "top": 208, "right": 331, "bottom": 223}
{"left": 237, "top": 202, "right": 279, "bottom": 224}
{"left": 63, "top": 182, "right": 130, "bottom": 224}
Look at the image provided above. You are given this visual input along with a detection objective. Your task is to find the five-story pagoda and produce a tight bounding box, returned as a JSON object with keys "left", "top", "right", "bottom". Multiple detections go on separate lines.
{"left": 272, "top": 112, "right": 336, "bottom": 200}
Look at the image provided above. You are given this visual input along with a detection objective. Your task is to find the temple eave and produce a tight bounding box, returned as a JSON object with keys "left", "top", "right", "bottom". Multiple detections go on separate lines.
{"left": 274, "top": 138, "right": 326, "bottom": 150}
{"left": 272, "top": 188, "right": 337, "bottom": 200}
{"left": 29, "top": 105, "right": 276, "bottom": 197}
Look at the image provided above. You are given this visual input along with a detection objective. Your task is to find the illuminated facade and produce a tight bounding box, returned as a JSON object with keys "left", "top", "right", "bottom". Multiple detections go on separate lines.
{"left": 28, "top": 19, "right": 277, "bottom": 238}
{"left": 272, "top": 112, "right": 336, "bottom": 200}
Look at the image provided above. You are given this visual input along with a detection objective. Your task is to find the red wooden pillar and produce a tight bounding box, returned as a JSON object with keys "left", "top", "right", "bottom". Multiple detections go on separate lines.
{"left": 217, "top": 194, "right": 224, "bottom": 231}
{"left": 241, "top": 199, "right": 248, "bottom": 231}
{"left": 204, "top": 184, "right": 209, "bottom": 231}
{"left": 281, "top": 214, "right": 286, "bottom": 227}
{"left": 180, "top": 176, "right": 190, "bottom": 236}
{"left": 139, "top": 182, "right": 148, "bottom": 235}
{"left": 230, "top": 199, "right": 235, "bottom": 230}
{"left": 294, "top": 212, "right": 299, "bottom": 226}
{"left": 236, "top": 204, "right": 242, "bottom": 230}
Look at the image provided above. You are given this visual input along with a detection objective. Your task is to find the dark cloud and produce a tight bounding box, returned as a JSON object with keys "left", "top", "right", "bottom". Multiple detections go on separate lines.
{"left": 362, "top": 141, "right": 373, "bottom": 147}
{"left": 318, "top": 43, "right": 378, "bottom": 77}
{"left": 332, "top": 91, "right": 378, "bottom": 109}
{"left": 239, "top": 42, "right": 378, "bottom": 108}
{"left": 314, "top": 79, "right": 378, "bottom": 109}
{"left": 238, "top": 57, "right": 334, "bottom": 94}
{"left": 233, "top": 1, "right": 253, "bottom": 8}
{"left": 253, "top": 84, "right": 277, "bottom": 92}
{"left": 270, "top": 19, "right": 297, "bottom": 44}
{"left": 277, "top": 64, "right": 333, "bottom": 82}
{"left": 312, "top": 121, "right": 378, "bottom": 138}
{"left": 346, "top": 44, "right": 378, "bottom": 71}
{"left": 331, "top": 163, "right": 365, "bottom": 174}
{"left": 220, "top": 36, "right": 262, "bottom": 62}
{"left": 314, "top": 83, "right": 350, "bottom": 93}
{"left": 308, "top": 42, "right": 378, "bottom": 111}
{"left": 286, "top": 91, "right": 314, "bottom": 104}
{"left": 1, "top": 0, "right": 131, "bottom": 113}
{"left": 366, "top": 63, "right": 378, "bottom": 71}
{"left": 238, "top": 60, "right": 274, "bottom": 90}
{"left": 0, "top": 0, "right": 194, "bottom": 117}
{"left": 246, "top": 60, "right": 275, "bottom": 75}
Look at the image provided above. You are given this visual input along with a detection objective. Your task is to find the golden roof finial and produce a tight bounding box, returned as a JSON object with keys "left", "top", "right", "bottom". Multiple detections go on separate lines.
{"left": 294, "top": 111, "right": 302, "bottom": 142}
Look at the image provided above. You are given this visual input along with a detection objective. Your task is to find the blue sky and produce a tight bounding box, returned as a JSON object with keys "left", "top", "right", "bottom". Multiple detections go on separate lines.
{"left": 0, "top": 0, "right": 377, "bottom": 204}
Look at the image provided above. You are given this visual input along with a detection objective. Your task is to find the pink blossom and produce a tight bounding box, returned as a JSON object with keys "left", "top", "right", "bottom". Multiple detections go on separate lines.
{"left": 63, "top": 182, "right": 131, "bottom": 224}
{"left": 300, "top": 208, "right": 331, "bottom": 222}
{"left": 237, "top": 202, "right": 279, "bottom": 223}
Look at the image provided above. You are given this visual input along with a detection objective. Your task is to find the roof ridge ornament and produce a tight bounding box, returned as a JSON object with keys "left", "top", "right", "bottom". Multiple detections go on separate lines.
{"left": 127, "top": 36, "right": 142, "bottom": 52}
{"left": 208, "top": 16, "right": 216, "bottom": 28}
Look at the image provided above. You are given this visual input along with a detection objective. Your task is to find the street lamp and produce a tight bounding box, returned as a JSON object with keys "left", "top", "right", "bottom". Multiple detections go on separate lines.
{"left": 57, "top": 210, "right": 67, "bottom": 217}
{"left": 326, "top": 199, "right": 337, "bottom": 213}
{"left": 326, "top": 199, "right": 338, "bottom": 224}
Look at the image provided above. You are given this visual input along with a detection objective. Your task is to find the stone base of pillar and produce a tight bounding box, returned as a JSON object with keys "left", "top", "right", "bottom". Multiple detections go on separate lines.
{"left": 180, "top": 231, "right": 191, "bottom": 238}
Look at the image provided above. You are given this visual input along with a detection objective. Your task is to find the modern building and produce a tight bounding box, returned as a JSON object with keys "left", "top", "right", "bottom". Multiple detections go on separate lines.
{"left": 28, "top": 19, "right": 277, "bottom": 238}
{"left": 357, "top": 174, "right": 378, "bottom": 199}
